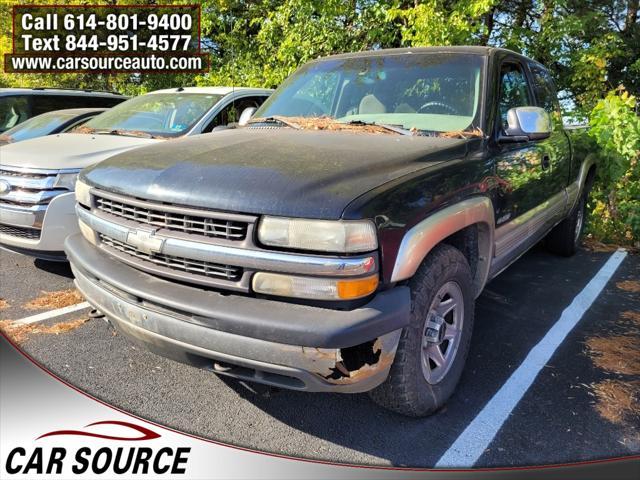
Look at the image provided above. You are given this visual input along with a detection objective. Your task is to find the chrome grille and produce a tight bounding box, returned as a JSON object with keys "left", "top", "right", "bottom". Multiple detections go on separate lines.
{"left": 99, "top": 234, "right": 242, "bottom": 281}
{"left": 0, "top": 168, "right": 50, "bottom": 179}
{"left": 0, "top": 167, "right": 67, "bottom": 209}
{"left": 95, "top": 196, "right": 247, "bottom": 241}
{"left": 0, "top": 224, "right": 41, "bottom": 239}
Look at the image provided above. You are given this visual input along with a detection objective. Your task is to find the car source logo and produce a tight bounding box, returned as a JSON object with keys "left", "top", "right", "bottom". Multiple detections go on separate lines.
{"left": 4, "top": 420, "right": 191, "bottom": 475}
{"left": 0, "top": 179, "right": 11, "bottom": 195}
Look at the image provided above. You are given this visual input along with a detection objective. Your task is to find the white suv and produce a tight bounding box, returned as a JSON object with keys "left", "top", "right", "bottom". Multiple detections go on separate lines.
{"left": 0, "top": 87, "right": 272, "bottom": 260}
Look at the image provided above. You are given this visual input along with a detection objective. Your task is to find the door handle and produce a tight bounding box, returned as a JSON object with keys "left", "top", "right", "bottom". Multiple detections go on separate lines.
{"left": 541, "top": 155, "right": 551, "bottom": 171}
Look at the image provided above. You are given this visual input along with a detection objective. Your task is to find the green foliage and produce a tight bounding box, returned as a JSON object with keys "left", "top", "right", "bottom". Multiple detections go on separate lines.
{"left": 198, "top": 0, "right": 396, "bottom": 88}
{"left": 587, "top": 89, "right": 640, "bottom": 246}
{"left": 388, "top": 0, "right": 497, "bottom": 46}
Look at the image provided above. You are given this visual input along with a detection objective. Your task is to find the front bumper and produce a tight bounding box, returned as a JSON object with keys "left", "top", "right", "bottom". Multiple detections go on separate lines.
{"left": 66, "top": 234, "right": 411, "bottom": 392}
{"left": 0, "top": 191, "right": 77, "bottom": 260}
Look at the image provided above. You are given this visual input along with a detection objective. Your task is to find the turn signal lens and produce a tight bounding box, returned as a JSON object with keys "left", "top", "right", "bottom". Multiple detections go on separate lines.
{"left": 252, "top": 273, "right": 379, "bottom": 300}
{"left": 336, "top": 276, "right": 380, "bottom": 300}
{"left": 78, "top": 219, "right": 97, "bottom": 246}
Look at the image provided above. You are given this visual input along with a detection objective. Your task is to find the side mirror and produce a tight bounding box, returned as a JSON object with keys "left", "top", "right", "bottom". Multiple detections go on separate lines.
{"left": 500, "top": 106, "right": 552, "bottom": 143}
{"left": 238, "top": 107, "right": 257, "bottom": 127}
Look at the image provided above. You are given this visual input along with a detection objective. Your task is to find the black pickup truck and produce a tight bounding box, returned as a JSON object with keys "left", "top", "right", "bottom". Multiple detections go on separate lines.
{"left": 66, "top": 47, "right": 596, "bottom": 416}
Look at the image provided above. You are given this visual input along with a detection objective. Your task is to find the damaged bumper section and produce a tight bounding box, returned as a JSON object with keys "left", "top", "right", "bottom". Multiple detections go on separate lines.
{"left": 65, "top": 234, "right": 410, "bottom": 393}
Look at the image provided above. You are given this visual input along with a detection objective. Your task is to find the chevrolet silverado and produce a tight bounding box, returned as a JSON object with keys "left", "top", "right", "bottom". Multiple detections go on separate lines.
{"left": 66, "top": 47, "right": 596, "bottom": 416}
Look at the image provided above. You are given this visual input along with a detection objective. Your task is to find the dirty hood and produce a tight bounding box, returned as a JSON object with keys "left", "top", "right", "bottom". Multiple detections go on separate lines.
{"left": 0, "top": 133, "right": 159, "bottom": 170}
{"left": 82, "top": 129, "right": 469, "bottom": 219}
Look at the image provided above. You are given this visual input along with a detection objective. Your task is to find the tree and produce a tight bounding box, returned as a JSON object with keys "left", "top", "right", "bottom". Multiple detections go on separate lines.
{"left": 198, "top": 0, "right": 398, "bottom": 87}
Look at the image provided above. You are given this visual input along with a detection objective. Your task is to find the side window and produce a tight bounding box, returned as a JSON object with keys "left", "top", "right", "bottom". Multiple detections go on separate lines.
{"left": 529, "top": 63, "right": 561, "bottom": 117}
{"left": 31, "top": 95, "right": 123, "bottom": 115}
{"left": 498, "top": 62, "right": 531, "bottom": 130}
{"left": 202, "top": 96, "right": 267, "bottom": 133}
{"left": 31, "top": 95, "right": 72, "bottom": 115}
{"left": 83, "top": 96, "right": 126, "bottom": 108}
{"left": 0, "top": 96, "right": 30, "bottom": 131}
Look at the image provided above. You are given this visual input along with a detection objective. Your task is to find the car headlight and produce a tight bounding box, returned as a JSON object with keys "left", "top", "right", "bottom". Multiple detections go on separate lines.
{"left": 258, "top": 217, "right": 378, "bottom": 253}
{"left": 75, "top": 178, "right": 91, "bottom": 206}
{"left": 252, "top": 272, "right": 379, "bottom": 300}
{"left": 54, "top": 172, "right": 79, "bottom": 190}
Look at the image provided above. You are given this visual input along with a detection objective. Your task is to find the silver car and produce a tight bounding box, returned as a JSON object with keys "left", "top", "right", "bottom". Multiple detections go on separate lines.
{"left": 0, "top": 87, "right": 272, "bottom": 261}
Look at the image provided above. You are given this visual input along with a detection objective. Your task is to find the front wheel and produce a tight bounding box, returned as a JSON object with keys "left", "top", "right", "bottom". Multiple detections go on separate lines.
{"left": 369, "top": 244, "right": 474, "bottom": 417}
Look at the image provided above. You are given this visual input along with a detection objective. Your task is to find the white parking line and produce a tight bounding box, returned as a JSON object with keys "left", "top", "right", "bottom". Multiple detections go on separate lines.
{"left": 13, "top": 302, "right": 91, "bottom": 325}
{"left": 435, "top": 248, "right": 628, "bottom": 468}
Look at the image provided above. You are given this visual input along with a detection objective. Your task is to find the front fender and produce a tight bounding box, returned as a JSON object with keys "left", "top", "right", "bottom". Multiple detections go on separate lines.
{"left": 390, "top": 196, "right": 495, "bottom": 297}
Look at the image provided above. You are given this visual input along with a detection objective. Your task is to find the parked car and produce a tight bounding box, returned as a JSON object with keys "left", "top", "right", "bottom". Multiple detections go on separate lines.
{"left": 0, "top": 108, "right": 107, "bottom": 146}
{"left": 0, "top": 88, "right": 126, "bottom": 133}
{"left": 0, "top": 87, "right": 272, "bottom": 260}
{"left": 66, "top": 47, "right": 596, "bottom": 416}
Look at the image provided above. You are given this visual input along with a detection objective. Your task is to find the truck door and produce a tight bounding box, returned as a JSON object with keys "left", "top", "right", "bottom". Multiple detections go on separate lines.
{"left": 527, "top": 61, "right": 572, "bottom": 217}
{"left": 493, "top": 60, "right": 551, "bottom": 226}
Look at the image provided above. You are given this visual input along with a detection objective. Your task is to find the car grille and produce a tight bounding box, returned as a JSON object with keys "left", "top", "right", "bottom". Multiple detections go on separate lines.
{"left": 99, "top": 234, "right": 243, "bottom": 281}
{"left": 0, "top": 167, "right": 66, "bottom": 208}
{"left": 0, "top": 168, "right": 50, "bottom": 179}
{"left": 95, "top": 196, "right": 248, "bottom": 241}
{"left": 0, "top": 224, "right": 41, "bottom": 240}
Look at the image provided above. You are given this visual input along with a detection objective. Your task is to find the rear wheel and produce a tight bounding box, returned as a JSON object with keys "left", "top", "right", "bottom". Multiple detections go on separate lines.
{"left": 546, "top": 193, "right": 587, "bottom": 257}
{"left": 369, "top": 244, "right": 474, "bottom": 417}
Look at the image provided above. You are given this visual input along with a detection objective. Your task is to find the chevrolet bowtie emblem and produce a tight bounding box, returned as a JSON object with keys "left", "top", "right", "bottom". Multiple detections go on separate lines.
{"left": 127, "top": 228, "right": 165, "bottom": 254}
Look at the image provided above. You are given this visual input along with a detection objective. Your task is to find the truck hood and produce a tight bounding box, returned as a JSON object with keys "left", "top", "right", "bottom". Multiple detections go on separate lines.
{"left": 0, "top": 133, "right": 159, "bottom": 170}
{"left": 82, "top": 129, "right": 469, "bottom": 219}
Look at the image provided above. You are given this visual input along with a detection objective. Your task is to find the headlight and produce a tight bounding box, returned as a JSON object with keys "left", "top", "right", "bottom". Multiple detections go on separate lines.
{"left": 258, "top": 217, "right": 377, "bottom": 253}
{"left": 54, "top": 172, "right": 79, "bottom": 190}
{"left": 75, "top": 178, "right": 91, "bottom": 206}
{"left": 252, "top": 272, "right": 379, "bottom": 300}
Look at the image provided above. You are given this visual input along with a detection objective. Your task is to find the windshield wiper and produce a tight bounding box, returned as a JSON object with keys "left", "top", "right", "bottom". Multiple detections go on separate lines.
{"left": 247, "top": 116, "right": 301, "bottom": 129}
{"left": 344, "top": 120, "right": 412, "bottom": 136}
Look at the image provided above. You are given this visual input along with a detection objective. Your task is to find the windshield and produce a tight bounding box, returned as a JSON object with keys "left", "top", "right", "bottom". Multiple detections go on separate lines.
{"left": 255, "top": 53, "right": 484, "bottom": 133}
{"left": 82, "top": 93, "right": 223, "bottom": 137}
{"left": 2, "top": 110, "right": 80, "bottom": 142}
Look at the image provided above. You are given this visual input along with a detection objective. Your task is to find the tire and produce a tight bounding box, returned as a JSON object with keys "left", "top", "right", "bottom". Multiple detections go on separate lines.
{"left": 369, "top": 244, "right": 474, "bottom": 417}
{"left": 546, "top": 192, "right": 587, "bottom": 257}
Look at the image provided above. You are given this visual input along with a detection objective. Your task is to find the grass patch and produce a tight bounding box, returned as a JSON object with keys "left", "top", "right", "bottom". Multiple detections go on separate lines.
{"left": 621, "top": 310, "right": 640, "bottom": 326}
{"left": 590, "top": 379, "right": 640, "bottom": 425}
{"left": 585, "top": 335, "right": 640, "bottom": 376}
{"left": 584, "top": 309, "right": 640, "bottom": 429}
{"left": 23, "top": 289, "right": 83, "bottom": 310}
{"left": 0, "top": 317, "right": 89, "bottom": 344}
{"left": 582, "top": 237, "right": 622, "bottom": 253}
{"left": 617, "top": 280, "right": 640, "bottom": 294}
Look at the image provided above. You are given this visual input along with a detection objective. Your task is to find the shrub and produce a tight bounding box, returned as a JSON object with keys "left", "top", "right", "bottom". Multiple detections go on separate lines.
{"left": 587, "top": 88, "right": 640, "bottom": 247}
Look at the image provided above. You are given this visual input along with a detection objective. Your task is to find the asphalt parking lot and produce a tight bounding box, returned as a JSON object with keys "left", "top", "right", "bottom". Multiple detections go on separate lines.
{"left": 1, "top": 244, "right": 639, "bottom": 468}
